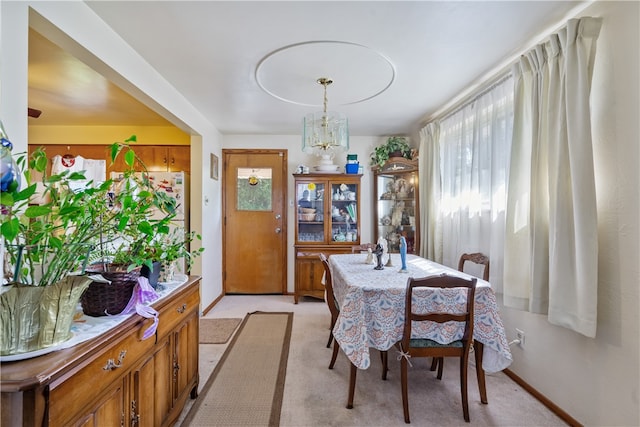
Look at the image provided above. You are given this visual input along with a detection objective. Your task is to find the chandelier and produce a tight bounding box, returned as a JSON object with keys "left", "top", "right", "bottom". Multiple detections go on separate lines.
{"left": 302, "top": 77, "right": 349, "bottom": 172}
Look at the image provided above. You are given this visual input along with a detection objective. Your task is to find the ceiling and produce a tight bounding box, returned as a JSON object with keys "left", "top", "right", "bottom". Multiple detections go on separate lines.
{"left": 28, "top": 1, "right": 588, "bottom": 136}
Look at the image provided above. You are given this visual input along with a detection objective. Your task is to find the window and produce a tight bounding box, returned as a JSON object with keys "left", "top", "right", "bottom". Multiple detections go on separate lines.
{"left": 237, "top": 168, "right": 272, "bottom": 211}
{"left": 436, "top": 76, "right": 513, "bottom": 289}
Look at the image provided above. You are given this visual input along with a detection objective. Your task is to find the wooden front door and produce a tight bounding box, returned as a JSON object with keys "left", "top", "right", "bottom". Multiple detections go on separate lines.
{"left": 222, "top": 149, "right": 287, "bottom": 294}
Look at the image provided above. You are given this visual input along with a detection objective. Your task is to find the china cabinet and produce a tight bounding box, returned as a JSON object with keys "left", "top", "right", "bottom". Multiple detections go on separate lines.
{"left": 373, "top": 157, "right": 419, "bottom": 254}
{"left": 293, "top": 173, "right": 362, "bottom": 303}
{"left": 0, "top": 276, "right": 201, "bottom": 427}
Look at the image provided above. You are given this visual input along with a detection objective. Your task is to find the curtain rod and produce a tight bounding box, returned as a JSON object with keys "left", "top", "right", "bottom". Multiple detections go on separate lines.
{"left": 439, "top": 72, "right": 513, "bottom": 122}
{"left": 423, "top": 69, "right": 512, "bottom": 125}
{"left": 421, "top": 2, "right": 595, "bottom": 126}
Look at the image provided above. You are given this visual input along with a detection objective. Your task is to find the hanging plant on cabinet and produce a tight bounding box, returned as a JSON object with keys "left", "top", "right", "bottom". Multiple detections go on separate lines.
{"left": 370, "top": 136, "right": 413, "bottom": 168}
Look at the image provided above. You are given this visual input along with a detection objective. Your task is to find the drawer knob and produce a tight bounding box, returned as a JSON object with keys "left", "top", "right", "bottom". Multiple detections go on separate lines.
{"left": 177, "top": 303, "right": 187, "bottom": 313}
{"left": 103, "top": 350, "right": 127, "bottom": 371}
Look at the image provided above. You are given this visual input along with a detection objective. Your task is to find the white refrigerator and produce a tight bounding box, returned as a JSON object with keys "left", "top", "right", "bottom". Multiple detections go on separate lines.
{"left": 110, "top": 171, "right": 190, "bottom": 273}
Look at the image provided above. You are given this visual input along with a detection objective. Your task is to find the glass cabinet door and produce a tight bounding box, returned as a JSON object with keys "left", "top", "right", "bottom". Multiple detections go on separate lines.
{"left": 329, "top": 182, "right": 358, "bottom": 243}
{"left": 296, "top": 181, "right": 325, "bottom": 242}
{"left": 376, "top": 171, "right": 418, "bottom": 253}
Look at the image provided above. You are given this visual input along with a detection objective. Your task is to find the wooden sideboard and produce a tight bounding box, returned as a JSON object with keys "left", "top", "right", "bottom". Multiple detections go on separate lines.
{"left": 1, "top": 276, "right": 201, "bottom": 427}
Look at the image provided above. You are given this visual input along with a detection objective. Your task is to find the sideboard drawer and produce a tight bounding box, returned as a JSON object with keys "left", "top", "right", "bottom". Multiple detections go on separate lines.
{"left": 156, "top": 285, "right": 200, "bottom": 339}
{"left": 48, "top": 323, "right": 154, "bottom": 426}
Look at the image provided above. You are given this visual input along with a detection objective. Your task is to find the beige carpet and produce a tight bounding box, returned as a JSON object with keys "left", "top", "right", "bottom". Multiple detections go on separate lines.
{"left": 178, "top": 296, "right": 568, "bottom": 427}
{"left": 199, "top": 318, "right": 243, "bottom": 344}
{"left": 182, "top": 312, "right": 293, "bottom": 426}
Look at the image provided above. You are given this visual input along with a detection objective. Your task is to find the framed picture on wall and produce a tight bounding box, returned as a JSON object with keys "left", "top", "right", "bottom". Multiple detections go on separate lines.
{"left": 211, "top": 154, "right": 219, "bottom": 180}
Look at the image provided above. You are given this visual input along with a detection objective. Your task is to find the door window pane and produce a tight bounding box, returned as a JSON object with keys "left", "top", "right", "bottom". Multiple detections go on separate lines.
{"left": 237, "top": 168, "right": 272, "bottom": 211}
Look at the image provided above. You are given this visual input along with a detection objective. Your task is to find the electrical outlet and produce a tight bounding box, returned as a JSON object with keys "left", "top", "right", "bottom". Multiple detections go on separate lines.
{"left": 516, "top": 328, "right": 525, "bottom": 348}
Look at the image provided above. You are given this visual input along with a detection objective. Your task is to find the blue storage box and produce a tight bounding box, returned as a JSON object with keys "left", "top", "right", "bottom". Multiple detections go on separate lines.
{"left": 345, "top": 163, "right": 359, "bottom": 174}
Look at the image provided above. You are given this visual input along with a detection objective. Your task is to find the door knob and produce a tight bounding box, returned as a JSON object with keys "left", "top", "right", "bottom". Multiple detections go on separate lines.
{"left": 275, "top": 214, "right": 281, "bottom": 220}
{"left": 275, "top": 227, "right": 282, "bottom": 233}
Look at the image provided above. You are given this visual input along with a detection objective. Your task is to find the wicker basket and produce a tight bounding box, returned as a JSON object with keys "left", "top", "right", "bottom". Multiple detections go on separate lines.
{"left": 299, "top": 213, "right": 316, "bottom": 221}
{"left": 81, "top": 267, "right": 140, "bottom": 317}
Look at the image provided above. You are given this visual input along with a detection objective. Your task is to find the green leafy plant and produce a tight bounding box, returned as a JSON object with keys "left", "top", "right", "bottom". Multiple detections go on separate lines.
{"left": 144, "top": 226, "right": 204, "bottom": 273}
{"left": 2, "top": 146, "right": 121, "bottom": 286}
{"left": 370, "top": 136, "right": 412, "bottom": 167}
{"left": 1, "top": 135, "right": 199, "bottom": 286}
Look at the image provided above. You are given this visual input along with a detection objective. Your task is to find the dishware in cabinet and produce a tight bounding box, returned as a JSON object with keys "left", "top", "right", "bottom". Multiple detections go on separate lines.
{"left": 293, "top": 173, "right": 362, "bottom": 303}
{"left": 373, "top": 157, "right": 419, "bottom": 254}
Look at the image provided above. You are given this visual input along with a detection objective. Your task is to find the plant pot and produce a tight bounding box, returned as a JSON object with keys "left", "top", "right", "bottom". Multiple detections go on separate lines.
{"left": 0, "top": 276, "right": 92, "bottom": 356}
{"left": 161, "top": 261, "right": 177, "bottom": 282}
{"left": 140, "top": 261, "right": 162, "bottom": 289}
{"left": 82, "top": 264, "right": 141, "bottom": 317}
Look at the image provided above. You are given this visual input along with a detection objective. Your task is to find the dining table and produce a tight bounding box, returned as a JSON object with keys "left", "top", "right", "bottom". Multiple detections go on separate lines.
{"left": 329, "top": 253, "right": 512, "bottom": 373}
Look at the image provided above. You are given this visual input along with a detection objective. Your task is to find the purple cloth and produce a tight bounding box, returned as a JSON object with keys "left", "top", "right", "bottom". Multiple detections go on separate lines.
{"left": 119, "top": 276, "right": 160, "bottom": 340}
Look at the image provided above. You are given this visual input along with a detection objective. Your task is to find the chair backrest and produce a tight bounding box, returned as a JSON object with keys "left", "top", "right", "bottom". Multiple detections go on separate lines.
{"left": 351, "top": 243, "right": 374, "bottom": 253}
{"left": 319, "top": 254, "right": 339, "bottom": 318}
{"left": 402, "top": 274, "right": 477, "bottom": 350}
{"left": 458, "top": 252, "right": 490, "bottom": 281}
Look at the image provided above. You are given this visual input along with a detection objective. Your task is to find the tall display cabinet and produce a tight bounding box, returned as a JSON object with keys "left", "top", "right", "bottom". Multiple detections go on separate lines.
{"left": 373, "top": 157, "right": 419, "bottom": 254}
{"left": 293, "top": 173, "right": 362, "bottom": 303}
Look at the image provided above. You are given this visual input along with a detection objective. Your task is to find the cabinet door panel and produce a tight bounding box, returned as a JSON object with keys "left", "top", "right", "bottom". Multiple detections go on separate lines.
{"left": 154, "top": 337, "right": 173, "bottom": 423}
{"left": 168, "top": 147, "right": 190, "bottom": 172}
{"left": 295, "top": 253, "right": 325, "bottom": 295}
{"left": 132, "top": 354, "right": 156, "bottom": 427}
{"left": 87, "top": 377, "right": 126, "bottom": 427}
{"left": 173, "top": 323, "right": 189, "bottom": 402}
{"left": 185, "top": 312, "right": 199, "bottom": 396}
{"left": 134, "top": 146, "right": 168, "bottom": 171}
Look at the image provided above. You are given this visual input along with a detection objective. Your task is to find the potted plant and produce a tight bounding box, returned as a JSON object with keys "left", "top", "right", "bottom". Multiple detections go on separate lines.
{"left": 143, "top": 225, "right": 204, "bottom": 285}
{"left": 0, "top": 132, "right": 194, "bottom": 353}
{"left": 370, "top": 136, "right": 413, "bottom": 168}
{"left": 80, "top": 137, "right": 191, "bottom": 315}
{"left": 1, "top": 132, "right": 115, "bottom": 354}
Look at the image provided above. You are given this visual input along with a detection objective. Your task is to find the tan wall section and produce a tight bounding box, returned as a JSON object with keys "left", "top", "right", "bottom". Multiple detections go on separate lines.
{"left": 28, "top": 125, "right": 190, "bottom": 146}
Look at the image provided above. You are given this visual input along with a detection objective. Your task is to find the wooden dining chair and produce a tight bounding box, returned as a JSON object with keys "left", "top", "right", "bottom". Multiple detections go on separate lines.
{"left": 398, "top": 274, "right": 477, "bottom": 423}
{"left": 319, "top": 254, "right": 340, "bottom": 365}
{"left": 430, "top": 252, "right": 489, "bottom": 404}
{"left": 351, "top": 243, "right": 375, "bottom": 253}
{"left": 458, "top": 252, "right": 490, "bottom": 281}
{"left": 320, "top": 253, "right": 388, "bottom": 409}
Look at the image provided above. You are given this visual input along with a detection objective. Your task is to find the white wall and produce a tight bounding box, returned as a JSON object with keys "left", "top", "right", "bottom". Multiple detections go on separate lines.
{"left": 0, "top": 1, "right": 224, "bottom": 313}
{"left": 498, "top": 2, "right": 639, "bottom": 425}
{"left": 222, "top": 134, "right": 385, "bottom": 293}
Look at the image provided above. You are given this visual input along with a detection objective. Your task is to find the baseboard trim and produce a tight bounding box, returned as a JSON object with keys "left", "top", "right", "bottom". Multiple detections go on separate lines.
{"left": 202, "top": 293, "right": 225, "bottom": 316}
{"left": 503, "top": 368, "right": 582, "bottom": 427}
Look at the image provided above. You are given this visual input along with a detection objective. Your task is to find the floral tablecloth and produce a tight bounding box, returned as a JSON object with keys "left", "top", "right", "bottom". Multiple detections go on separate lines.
{"left": 330, "top": 254, "right": 512, "bottom": 373}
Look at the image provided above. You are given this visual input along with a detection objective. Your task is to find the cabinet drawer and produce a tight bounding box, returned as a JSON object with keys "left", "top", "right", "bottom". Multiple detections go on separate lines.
{"left": 156, "top": 286, "right": 200, "bottom": 339}
{"left": 48, "top": 325, "right": 154, "bottom": 426}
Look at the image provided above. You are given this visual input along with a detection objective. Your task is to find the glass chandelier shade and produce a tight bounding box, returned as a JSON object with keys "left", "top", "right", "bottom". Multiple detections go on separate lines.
{"left": 302, "top": 78, "right": 349, "bottom": 159}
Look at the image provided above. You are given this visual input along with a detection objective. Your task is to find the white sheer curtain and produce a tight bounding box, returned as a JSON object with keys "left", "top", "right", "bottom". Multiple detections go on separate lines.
{"left": 504, "top": 17, "right": 602, "bottom": 337}
{"left": 432, "top": 76, "right": 514, "bottom": 291}
{"left": 418, "top": 122, "right": 441, "bottom": 261}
